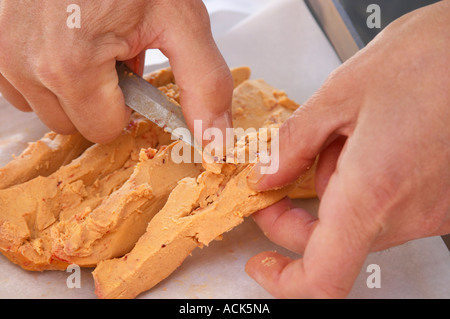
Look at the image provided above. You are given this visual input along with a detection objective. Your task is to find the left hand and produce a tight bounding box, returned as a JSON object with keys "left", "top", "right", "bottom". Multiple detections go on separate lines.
{"left": 245, "top": 1, "right": 450, "bottom": 298}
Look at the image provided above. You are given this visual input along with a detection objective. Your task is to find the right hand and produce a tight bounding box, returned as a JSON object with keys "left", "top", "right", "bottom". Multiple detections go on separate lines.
{"left": 0, "top": 0, "right": 233, "bottom": 144}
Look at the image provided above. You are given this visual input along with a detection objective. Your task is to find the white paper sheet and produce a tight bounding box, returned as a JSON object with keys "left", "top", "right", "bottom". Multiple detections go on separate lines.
{"left": 0, "top": 0, "right": 449, "bottom": 299}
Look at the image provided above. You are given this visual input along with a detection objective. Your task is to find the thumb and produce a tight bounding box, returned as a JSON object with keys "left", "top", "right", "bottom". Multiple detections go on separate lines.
{"left": 247, "top": 69, "right": 359, "bottom": 191}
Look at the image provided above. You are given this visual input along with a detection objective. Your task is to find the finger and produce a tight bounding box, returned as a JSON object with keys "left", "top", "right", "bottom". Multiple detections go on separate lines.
{"left": 245, "top": 251, "right": 294, "bottom": 297}
{"left": 247, "top": 64, "right": 362, "bottom": 191}
{"left": 4, "top": 69, "right": 77, "bottom": 134}
{"left": 54, "top": 60, "right": 131, "bottom": 144}
{"left": 158, "top": 1, "right": 234, "bottom": 146}
{"left": 247, "top": 173, "right": 377, "bottom": 298}
{"left": 314, "top": 136, "right": 346, "bottom": 199}
{"left": 0, "top": 72, "right": 32, "bottom": 112}
{"left": 24, "top": 84, "right": 77, "bottom": 135}
{"left": 251, "top": 197, "right": 317, "bottom": 255}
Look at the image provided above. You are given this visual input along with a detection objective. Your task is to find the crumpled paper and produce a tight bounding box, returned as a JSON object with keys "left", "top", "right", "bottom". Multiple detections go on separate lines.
{"left": 0, "top": 0, "right": 449, "bottom": 299}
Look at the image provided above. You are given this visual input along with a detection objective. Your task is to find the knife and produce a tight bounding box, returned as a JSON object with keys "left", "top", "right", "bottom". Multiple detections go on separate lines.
{"left": 116, "top": 62, "right": 196, "bottom": 148}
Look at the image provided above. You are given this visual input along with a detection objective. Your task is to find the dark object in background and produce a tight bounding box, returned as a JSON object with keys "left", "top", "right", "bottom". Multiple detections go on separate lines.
{"left": 305, "top": 0, "right": 440, "bottom": 61}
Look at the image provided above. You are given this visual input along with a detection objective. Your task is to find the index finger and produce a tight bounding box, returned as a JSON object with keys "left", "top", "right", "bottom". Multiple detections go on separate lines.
{"left": 157, "top": 1, "right": 234, "bottom": 147}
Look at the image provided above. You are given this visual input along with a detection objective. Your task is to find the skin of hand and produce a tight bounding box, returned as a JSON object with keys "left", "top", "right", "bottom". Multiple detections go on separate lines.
{"left": 245, "top": 1, "right": 450, "bottom": 298}
{"left": 0, "top": 0, "right": 233, "bottom": 144}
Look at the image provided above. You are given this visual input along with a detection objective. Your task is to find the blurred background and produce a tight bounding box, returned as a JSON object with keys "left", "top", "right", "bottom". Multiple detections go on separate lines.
{"left": 146, "top": 0, "right": 441, "bottom": 67}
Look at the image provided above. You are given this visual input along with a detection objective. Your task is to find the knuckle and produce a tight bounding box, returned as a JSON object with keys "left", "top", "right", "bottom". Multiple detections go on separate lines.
{"left": 321, "top": 66, "right": 354, "bottom": 104}
{"left": 207, "top": 64, "right": 234, "bottom": 96}
{"left": 34, "top": 56, "right": 57, "bottom": 83}
{"left": 34, "top": 53, "right": 78, "bottom": 92}
{"left": 309, "top": 56, "right": 367, "bottom": 123}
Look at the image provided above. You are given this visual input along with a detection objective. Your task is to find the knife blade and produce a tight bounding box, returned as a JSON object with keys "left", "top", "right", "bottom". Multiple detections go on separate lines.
{"left": 116, "top": 62, "right": 196, "bottom": 148}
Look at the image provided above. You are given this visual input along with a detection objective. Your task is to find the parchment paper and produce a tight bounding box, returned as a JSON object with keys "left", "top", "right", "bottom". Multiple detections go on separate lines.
{"left": 0, "top": 0, "right": 449, "bottom": 299}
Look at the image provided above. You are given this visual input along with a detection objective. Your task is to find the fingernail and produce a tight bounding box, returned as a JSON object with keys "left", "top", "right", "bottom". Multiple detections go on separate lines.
{"left": 246, "top": 162, "right": 265, "bottom": 189}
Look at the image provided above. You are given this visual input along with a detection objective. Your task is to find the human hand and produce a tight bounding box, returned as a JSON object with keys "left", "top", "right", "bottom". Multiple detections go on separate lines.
{"left": 0, "top": 0, "right": 233, "bottom": 143}
{"left": 245, "top": 1, "right": 450, "bottom": 298}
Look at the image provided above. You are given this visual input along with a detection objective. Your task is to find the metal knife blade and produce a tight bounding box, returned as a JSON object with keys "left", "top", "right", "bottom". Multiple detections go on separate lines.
{"left": 116, "top": 62, "right": 195, "bottom": 148}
